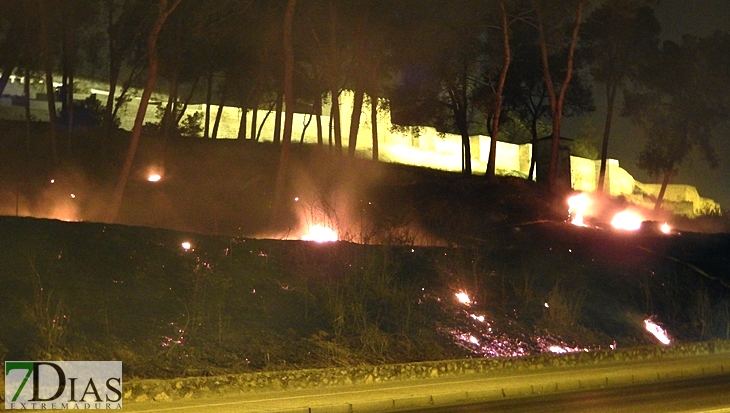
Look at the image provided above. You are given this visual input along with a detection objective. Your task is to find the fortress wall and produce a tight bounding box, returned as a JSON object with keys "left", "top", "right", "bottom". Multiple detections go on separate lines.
{"left": 0, "top": 85, "right": 720, "bottom": 214}
{"left": 607, "top": 162, "right": 636, "bottom": 197}
{"left": 570, "top": 156, "right": 597, "bottom": 192}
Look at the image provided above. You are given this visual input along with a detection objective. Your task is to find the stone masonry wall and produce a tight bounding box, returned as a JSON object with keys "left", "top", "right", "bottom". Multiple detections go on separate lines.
{"left": 121, "top": 340, "right": 730, "bottom": 402}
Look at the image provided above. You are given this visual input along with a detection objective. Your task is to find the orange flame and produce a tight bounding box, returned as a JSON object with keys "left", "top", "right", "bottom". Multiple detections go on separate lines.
{"left": 455, "top": 290, "right": 471, "bottom": 305}
{"left": 567, "top": 193, "right": 590, "bottom": 227}
{"left": 302, "top": 225, "right": 338, "bottom": 243}
{"left": 644, "top": 318, "right": 670, "bottom": 345}
{"left": 611, "top": 211, "right": 643, "bottom": 231}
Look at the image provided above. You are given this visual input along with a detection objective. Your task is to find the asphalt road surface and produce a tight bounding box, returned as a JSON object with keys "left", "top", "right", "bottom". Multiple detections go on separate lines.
{"left": 416, "top": 374, "right": 730, "bottom": 413}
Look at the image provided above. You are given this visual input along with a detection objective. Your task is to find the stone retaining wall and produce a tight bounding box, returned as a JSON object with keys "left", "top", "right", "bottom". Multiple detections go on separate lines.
{"left": 122, "top": 340, "right": 730, "bottom": 402}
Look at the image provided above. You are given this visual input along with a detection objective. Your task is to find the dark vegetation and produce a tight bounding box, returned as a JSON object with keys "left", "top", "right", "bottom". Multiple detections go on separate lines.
{"left": 1, "top": 125, "right": 729, "bottom": 379}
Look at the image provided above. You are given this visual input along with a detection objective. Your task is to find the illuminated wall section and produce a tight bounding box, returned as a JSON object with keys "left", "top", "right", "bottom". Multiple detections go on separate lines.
{"left": 0, "top": 79, "right": 720, "bottom": 215}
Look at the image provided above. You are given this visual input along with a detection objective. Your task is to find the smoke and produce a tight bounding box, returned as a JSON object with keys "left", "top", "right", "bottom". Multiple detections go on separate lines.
{"left": 258, "top": 150, "right": 439, "bottom": 245}
{"left": 0, "top": 166, "right": 110, "bottom": 224}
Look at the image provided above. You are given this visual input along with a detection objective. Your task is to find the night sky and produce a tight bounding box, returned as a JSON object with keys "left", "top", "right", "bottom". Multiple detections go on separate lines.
{"left": 567, "top": 0, "right": 730, "bottom": 209}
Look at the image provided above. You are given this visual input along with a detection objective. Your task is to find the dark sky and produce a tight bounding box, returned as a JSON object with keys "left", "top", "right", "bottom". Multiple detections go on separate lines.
{"left": 566, "top": 0, "right": 730, "bottom": 210}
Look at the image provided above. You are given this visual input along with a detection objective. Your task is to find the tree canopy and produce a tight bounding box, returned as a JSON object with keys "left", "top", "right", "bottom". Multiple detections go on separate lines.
{"left": 2, "top": 0, "right": 728, "bottom": 207}
{"left": 624, "top": 32, "right": 730, "bottom": 210}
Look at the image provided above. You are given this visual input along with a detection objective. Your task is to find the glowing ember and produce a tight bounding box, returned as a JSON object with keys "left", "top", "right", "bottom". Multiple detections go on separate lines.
{"left": 644, "top": 318, "right": 670, "bottom": 345}
{"left": 567, "top": 193, "right": 590, "bottom": 226}
{"left": 549, "top": 345, "right": 568, "bottom": 354}
{"left": 455, "top": 291, "right": 471, "bottom": 305}
{"left": 547, "top": 345, "right": 584, "bottom": 354}
{"left": 302, "top": 225, "right": 338, "bottom": 242}
{"left": 148, "top": 174, "right": 162, "bottom": 182}
{"left": 611, "top": 211, "right": 643, "bottom": 231}
{"left": 181, "top": 242, "right": 191, "bottom": 250}
{"left": 470, "top": 314, "right": 485, "bottom": 322}
{"left": 661, "top": 222, "right": 671, "bottom": 234}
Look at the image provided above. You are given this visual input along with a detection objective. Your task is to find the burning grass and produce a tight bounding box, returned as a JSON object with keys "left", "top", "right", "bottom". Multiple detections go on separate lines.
{"left": 0, "top": 216, "right": 728, "bottom": 379}
{"left": 0, "top": 127, "right": 727, "bottom": 378}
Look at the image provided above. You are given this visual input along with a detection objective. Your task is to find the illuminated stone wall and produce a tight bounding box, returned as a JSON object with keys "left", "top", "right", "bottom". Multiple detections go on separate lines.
{"left": 185, "top": 91, "right": 717, "bottom": 215}
{"left": 0, "top": 79, "right": 719, "bottom": 215}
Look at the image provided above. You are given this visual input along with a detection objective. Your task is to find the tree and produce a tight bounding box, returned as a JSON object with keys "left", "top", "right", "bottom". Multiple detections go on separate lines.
{"left": 0, "top": 1, "right": 26, "bottom": 98}
{"left": 625, "top": 33, "right": 730, "bottom": 211}
{"left": 532, "top": 0, "right": 587, "bottom": 190}
{"left": 37, "top": 0, "right": 59, "bottom": 166}
{"left": 273, "top": 0, "right": 297, "bottom": 219}
{"left": 484, "top": 0, "right": 517, "bottom": 179}
{"left": 109, "top": 0, "right": 182, "bottom": 223}
{"left": 344, "top": 1, "right": 395, "bottom": 158}
{"left": 580, "top": 1, "right": 660, "bottom": 193}
{"left": 501, "top": 18, "right": 594, "bottom": 180}
{"left": 102, "top": 0, "right": 150, "bottom": 137}
{"left": 390, "top": 0, "right": 488, "bottom": 175}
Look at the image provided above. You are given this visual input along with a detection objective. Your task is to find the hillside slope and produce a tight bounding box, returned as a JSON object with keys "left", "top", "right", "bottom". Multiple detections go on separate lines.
{"left": 0, "top": 215, "right": 728, "bottom": 379}
{"left": 1, "top": 129, "right": 729, "bottom": 379}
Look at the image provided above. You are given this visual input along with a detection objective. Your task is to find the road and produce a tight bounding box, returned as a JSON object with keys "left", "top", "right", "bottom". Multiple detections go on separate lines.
{"left": 120, "top": 352, "right": 730, "bottom": 413}
{"left": 417, "top": 374, "right": 730, "bottom": 413}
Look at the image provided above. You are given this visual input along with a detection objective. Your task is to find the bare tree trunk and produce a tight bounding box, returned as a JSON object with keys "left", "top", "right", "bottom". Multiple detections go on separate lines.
{"left": 24, "top": 67, "right": 32, "bottom": 157}
{"left": 237, "top": 108, "right": 247, "bottom": 140}
{"left": 176, "top": 75, "right": 199, "bottom": 124}
{"left": 597, "top": 81, "right": 618, "bottom": 193}
{"left": 250, "top": 96, "right": 259, "bottom": 140}
{"left": 453, "top": 92, "right": 472, "bottom": 174}
{"left": 654, "top": 168, "right": 673, "bottom": 212}
{"left": 486, "top": 2, "right": 512, "bottom": 179}
{"left": 538, "top": 1, "right": 584, "bottom": 191}
{"left": 460, "top": 131, "right": 472, "bottom": 175}
{"left": 64, "top": 1, "right": 76, "bottom": 146}
{"left": 0, "top": 62, "right": 15, "bottom": 97}
{"left": 328, "top": 108, "right": 333, "bottom": 149}
{"left": 369, "top": 63, "right": 379, "bottom": 161}
{"left": 111, "top": 59, "right": 145, "bottom": 123}
{"left": 38, "top": 0, "right": 58, "bottom": 166}
{"left": 273, "top": 90, "right": 283, "bottom": 144}
{"left": 528, "top": 117, "right": 538, "bottom": 180}
{"left": 67, "top": 61, "right": 75, "bottom": 153}
{"left": 450, "top": 78, "right": 471, "bottom": 174}
{"left": 211, "top": 90, "right": 226, "bottom": 139}
{"left": 315, "top": 93, "right": 323, "bottom": 146}
{"left": 104, "top": 62, "right": 121, "bottom": 134}
{"left": 104, "top": 0, "right": 120, "bottom": 137}
{"left": 331, "top": 89, "right": 342, "bottom": 153}
{"left": 328, "top": 0, "right": 342, "bottom": 154}
{"left": 109, "top": 0, "right": 182, "bottom": 223}
{"left": 204, "top": 70, "right": 213, "bottom": 138}
{"left": 159, "top": 69, "right": 179, "bottom": 176}
{"left": 162, "top": 70, "right": 180, "bottom": 138}
{"left": 370, "top": 93, "right": 378, "bottom": 161}
{"left": 348, "top": 89, "right": 364, "bottom": 156}
{"left": 300, "top": 114, "right": 312, "bottom": 144}
{"left": 274, "top": 0, "right": 297, "bottom": 219}
{"left": 256, "top": 101, "right": 275, "bottom": 141}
